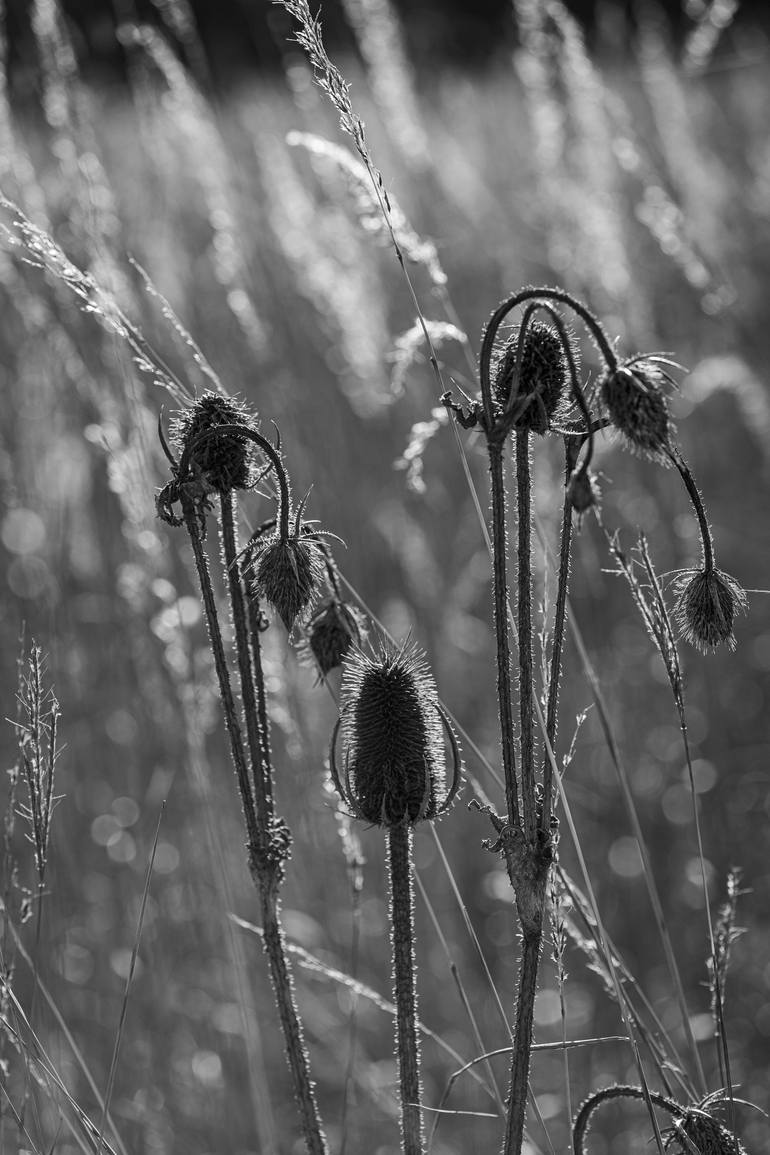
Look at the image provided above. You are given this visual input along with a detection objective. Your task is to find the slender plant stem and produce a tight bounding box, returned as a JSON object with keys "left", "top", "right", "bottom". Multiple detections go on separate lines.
{"left": 503, "top": 929, "right": 544, "bottom": 1155}
{"left": 516, "top": 433, "right": 536, "bottom": 839}
{"left": 541, "top": 441, "right": 578, "bottom": 823}
{"left": 388, "top": 821, "right": 424, "bottom": 1155}
{"left": 220, "top": 492, "right": 270, "bottom": 828}
{"left": 667, "top": 449, "right": 714, "bottom": 571}
{"left": 487, "top": 441, "right": 520, "bottom": 824}
{"left": 246, "top": 595, "right": 276, "bottom": 821}
{"left": 182, "top": 498, "right": 260, "bottom": 851}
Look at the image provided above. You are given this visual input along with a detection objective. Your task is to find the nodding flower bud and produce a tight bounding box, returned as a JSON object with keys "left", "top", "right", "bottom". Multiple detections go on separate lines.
{"left": 338, "top": 642, "right": 450, "bottom": 827}
{"left": 302, "top": 598, "right": 367, "bottom": 679}
{"left": 567, "top": 467, "right": 600, "bottom": 516}
{"left": 673, "top": 567, "right": 747, "bottom": 653}
{"left": 493, "top": 321, "right": 568, "bottom": 434}
{"left": 245, "top": 533, "right": 323, "bottom": 632}
{"left": 172, "top": 392, "right": 256, "bottom": 492}
{"left": 676, "top": 1109, "right": 748, "bottom": 1155}
{"left": 601, "top": 359, "right": 673, "bottom": 461}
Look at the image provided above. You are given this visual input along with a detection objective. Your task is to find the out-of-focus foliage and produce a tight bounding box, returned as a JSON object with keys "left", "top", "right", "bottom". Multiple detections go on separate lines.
{"left": 0, "top": 2, "right": 768, "bottom": 1153}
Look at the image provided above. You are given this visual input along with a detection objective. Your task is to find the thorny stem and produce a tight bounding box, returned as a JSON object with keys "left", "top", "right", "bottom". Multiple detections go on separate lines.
{"left": 182, "top": 497, "right": 260, "bottom": 852}
{"left": 220, "top": 492, "right": 270, "bottom": 829}
{"left": 516, "top": 432, "right": 536, "bottom": 840}
{"left": 183, "top": 497, "right": 327, "bottom": 1154}
{"left": 541, "top": 439, "right": 579, "bottom": 823}
{"left": 667, "top": 448, "right": 715, "bottom": 572}
{"left": 503, "top": 930, "right": 544, "bottom": 1155}
{"left": 388, "top": 822, "right": 424, "bottom": 1155}
{"left": 246, "top": 595, "right": 276, "bottom": 821}
{"left": 488, "top": 441, "right": 520, "bottom": 826}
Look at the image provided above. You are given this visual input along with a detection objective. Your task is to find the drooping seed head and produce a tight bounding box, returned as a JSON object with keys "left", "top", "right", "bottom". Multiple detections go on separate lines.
{"left": 567, "top": 467, "right": 600, "bottom": 516}
{"left": 674, "top": 1109, "right": 748, "bottom": 1155}
{"left": 493, "top": 321, "right": 569, "bottom": 434}
{"left": 673, "top": 567, "right": 747, "bottom": 653}
{"left": 171, "top": 392, "right": 256, "bottom": 492}
{"left": 245, "top": 532, "right": 324, "bottom": 632}
{"left": 601, "top": 359, "right": 673, "bottom": 461}
{"left": 302, "top": 598, "right": 367, "bottom": 679}
{"left": 339, "top": 641, "right": 446, "bottom": 827}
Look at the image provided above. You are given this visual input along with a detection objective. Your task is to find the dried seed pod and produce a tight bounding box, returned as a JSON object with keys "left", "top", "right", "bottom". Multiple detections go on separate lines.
{"left": 171, "top": 392, "right": 256, "bottom": 492}
{"left": 493, "top": 321, "right": 568, "bottom": 434}
{"left": 674, "top": 1108, "right": 748, "bottom": 1155}
{"left": 673, "top": 567, "right": 747, "bottom": 653}
{"left": 601, "top": 359, "right": 673, "bottom": 461}
{"left": 567, "top": 467, "right": 600, "bottom": 515}
{"left": 335, "top": 642, "right": 456, "bottom": 827}
{"left": 302, "top": 598, "right": 367, "bottom": 679}
{"left": 246, "top": 532, "right": 324, "bottom": 632}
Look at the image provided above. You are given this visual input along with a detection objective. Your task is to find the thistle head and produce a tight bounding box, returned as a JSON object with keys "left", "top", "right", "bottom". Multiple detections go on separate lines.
{"left": 332, "top": 641, "right": 460, "bottom": 827}
{"left": 673, "top": 567, "right": 747, "bottom": 653}
{"left": 673, "top": 1108, "right": 748, "bottom": 1155}
{"left": 600, "top": 357, "right": 675, "bottom": 461}
{"left": 493, "top": 320, "right": 569, "bottom": 434}
{"left": 171, "top": 392, "right": 256, "bottom": 493}
{"left": 301, "top": 598, "right": 367, "bottom": 679}
{"left": 245, "top": 532, "right": 324, "bottom": 632}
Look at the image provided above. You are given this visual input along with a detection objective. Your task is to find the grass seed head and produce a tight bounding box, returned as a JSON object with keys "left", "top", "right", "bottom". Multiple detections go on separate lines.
{"left": 674, "top": 567, "right": 747, "bottom": 652}
{"left": 302, "top": 598, "right": 367, "bottom": 678}
{"left": 601, "top": 360, "right": 672, "bottom": 461}
{"left": 172, "top": 392, "right": 256, "bottom": 492}
{"left": 246, "top": 532, "right": 324, "bottom": 631}
{"left": 493, "top": 320, "right": 568, "bottom": 434}
{"left": 339, "top": 642, "right": 446, "bottom": 827}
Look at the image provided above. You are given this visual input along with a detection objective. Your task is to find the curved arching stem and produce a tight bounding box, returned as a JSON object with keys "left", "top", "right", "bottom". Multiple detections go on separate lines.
{"left": 573, "top": 1085, "right": 681, "bottom": 1155}
{"left": 666, "top": 448, "right": 715, "bottom": 573}
{"left": 178, "top": 423, "right": 292, "bottom": 539}
{"left": 479, "top": 287, "right": 618, "bottom": 428}
{"left": 436, "top": 706, "right": 463, "bottom": 815}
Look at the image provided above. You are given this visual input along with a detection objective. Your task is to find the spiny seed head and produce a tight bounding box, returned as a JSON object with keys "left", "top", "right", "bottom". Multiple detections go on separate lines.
{"left": 673, "top": 567, "right": 747, "bottom": 653}
{"left": 675, "top": 1109, "right": 747, "bottom": 1155}
{"left": 493, "top": 321, "right": 569, "bottom": 434}
{"left": 302, "top": 599, "right": 367, "bottom": 679}
{"left": 601, "top": 359, "right": 673, "bottom": 461}
{"left": 339, "top": 642, "right": 446, "bottom": 827}
{"left": 171, "top": 392, "right": 256, "bottom": 492}
{"left": 246, "top": 533, "right": 324, "bottom": 632}
{"left": 567, "top": 468, "right": 600, "bottom": 515}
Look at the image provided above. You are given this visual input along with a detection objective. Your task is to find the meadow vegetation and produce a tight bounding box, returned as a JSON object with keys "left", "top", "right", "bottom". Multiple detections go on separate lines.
{"left": 0, "top": 2, "right": 769, "bottom": 1153}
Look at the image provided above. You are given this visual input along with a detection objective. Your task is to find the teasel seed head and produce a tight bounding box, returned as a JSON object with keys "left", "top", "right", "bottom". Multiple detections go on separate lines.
{"left": 302, "top": 598, "right": 367, "bottom": 679}
{"left": 600, "top": 357, "right": 675, "bottom": 461}
{"left": 567, "top": 467, "right": 600, "bottom": 516}
{"left": 171, "top": 392, "right": 256, "bottom": 493}
{"left": 674, "top": 1108, "right": 748, "bottom": 1155}
{"left": 332, "top": 641, "right": 461, "bottom": 827}
{"left": 493, "top": 320, "right": 568, "bottom": 434}
{"left": 673, "top": 567, "right": 747, "bottom": 653}
{"left": 245, "top": 532, "right": 324, "bottom": 632}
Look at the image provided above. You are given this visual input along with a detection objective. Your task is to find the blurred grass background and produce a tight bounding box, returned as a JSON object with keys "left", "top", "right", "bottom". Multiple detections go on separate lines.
{"left": 0, "top": 1, "right": 769, "bottom": 1153}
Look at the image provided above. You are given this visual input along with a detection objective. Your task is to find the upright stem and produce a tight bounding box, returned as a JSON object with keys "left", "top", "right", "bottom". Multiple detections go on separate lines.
{"left": 541, "top": 440, "right": 578, "bottom": 824}
{"left": 246, "top": 596, "right": 275, "bottom": 821}
{"left": 182, "top": 499, "right": 260, "bottom": 852}
{"left": 488, "top": 441, "right": 520, "bottom": 826}
{"left": 503, "top": 929, "right": 544, "bottom": 1155}
{"left": 388, "top": 822, "right": 424, "bottom": 1155}
{"left": 220, "top": 492, "right": 270, "bottom": 828}
{"left": 516, "top": 433, "right": 536, "bottom": 839}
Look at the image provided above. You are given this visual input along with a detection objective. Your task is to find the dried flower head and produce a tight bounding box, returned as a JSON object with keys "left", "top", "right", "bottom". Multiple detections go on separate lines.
{"left": 567, "top": 467, "right": 600, "bottom": 516}
{"left": 601, "top": 357, "right": 675, "bottom": 461}
{"left": 301, "top": 598, "right": 367, "bottom": 679}
{"left": 673, "top": 567, "right": 747, "bottom": 652}
{"left": 673, "top": 1108, "right": 747, "bottom": 1155}
{"left": 171, "top": 392, "right": 256, "bottom": 492}
{"left": 245, "top": 532, "right": 324, "bottom": 632}
{"left": 493, "top": 321, "right": 568, "bottom": 434}
{"left": 333, "top": 641, "right": 460, "bottom": 827}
